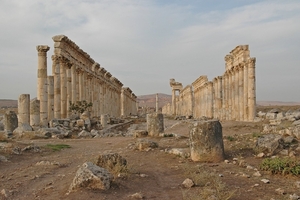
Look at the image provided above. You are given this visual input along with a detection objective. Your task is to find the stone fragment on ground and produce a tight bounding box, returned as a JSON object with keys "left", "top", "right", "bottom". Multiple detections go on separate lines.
{"left": 69, "top": 162, "right": 113, "bottom": 192}
{"left": 135, "top": 139, "right": 158, "bottom": 151}
{"left": 182, "top": 178, "right": 194, "bottom": 188}
{"left": 165, "top": 148, "right": 190, "bottom": 158}
{"left": 133, "top": 130, "right": 148, "bottom": 138}
{"left": 255, "top": 134, "right": 284, "bottom": 155}
{"left": 129, "top": 192, "right": 144, "bottom": 199}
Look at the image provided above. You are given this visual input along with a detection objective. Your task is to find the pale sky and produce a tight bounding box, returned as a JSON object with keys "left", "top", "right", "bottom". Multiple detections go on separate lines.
{"left": 0, "top": 0, "right": 299, "bottom": 102}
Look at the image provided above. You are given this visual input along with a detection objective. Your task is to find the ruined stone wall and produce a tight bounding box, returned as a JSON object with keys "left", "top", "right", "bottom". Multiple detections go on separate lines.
{"left": 36, "top": 35, "right": 137, "bottom": 125}
{"left": 162, "top": 45, "right": 256, "bottom": 121}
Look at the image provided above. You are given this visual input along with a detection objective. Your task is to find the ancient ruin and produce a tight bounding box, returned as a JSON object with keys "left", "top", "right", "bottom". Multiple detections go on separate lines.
{"left": 30, "top": 35, "right": 138, "bottom": 128}
{"left": 162, "top": 45, "right": 256, "bottom": 121}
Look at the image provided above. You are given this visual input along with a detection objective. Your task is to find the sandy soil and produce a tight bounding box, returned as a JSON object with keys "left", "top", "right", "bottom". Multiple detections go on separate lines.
{"left": 1, "top": 117, "right": 300, "bottom": 200}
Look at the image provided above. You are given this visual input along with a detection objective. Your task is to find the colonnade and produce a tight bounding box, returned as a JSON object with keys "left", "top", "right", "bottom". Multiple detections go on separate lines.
{"left": 121, "top": 87, "right": 137, "bottom": 116}
{"left": 163, "top": 45, "right": 256, "bottom": 121}
{"left": 35, "top": 35, "right": 137, "bottom": 127}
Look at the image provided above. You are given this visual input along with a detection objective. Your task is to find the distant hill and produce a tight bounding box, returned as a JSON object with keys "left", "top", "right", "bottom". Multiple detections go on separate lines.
{"left": 0, "top": 99, "right": 18, "bottom": 108}
{"left": 137, "top": 93, "right": 172, "bottom": 108}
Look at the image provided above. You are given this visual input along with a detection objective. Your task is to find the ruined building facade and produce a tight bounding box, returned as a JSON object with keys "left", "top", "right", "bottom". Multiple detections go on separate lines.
{"left": 162, "top": 45, "right": 256, "bottom": 121}
{"left": 36, "top": 35, "right": 137, "bottom": 126}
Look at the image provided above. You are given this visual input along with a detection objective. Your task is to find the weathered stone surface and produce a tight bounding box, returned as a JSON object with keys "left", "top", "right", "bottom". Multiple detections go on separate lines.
{"left": 255, "top": 134, "right": 283, "bottom": 155}
{"left": 13, "top": 124, "right": 33, "bottom": 136}
{"left": 182, "top": 178, "right": 194, "bottom": 188}
{"left": 135, "top": 139, "right": 158, "bottom": 151}
{"left": 96, "top": 153, "right": 127, "bottom": 173}
{"left": 189, "top": 120, "right": 225, "bottom": 162}
{"left": 69, "top": 162, "right": 113, "bottom": 191}
{"left": 147, "top": 113, "right": 164, "bottom": 137}
{"left": 4, "top": 111, "right": 18, "bottom": 137}
{"left": 78, "top": 130, "right": 92, "bottom": 138}
{"left": 133, "top": 130, "right": 148, "bottom": 138}
{"left": 292, "top": 120, "right": 300, "bottom": 126}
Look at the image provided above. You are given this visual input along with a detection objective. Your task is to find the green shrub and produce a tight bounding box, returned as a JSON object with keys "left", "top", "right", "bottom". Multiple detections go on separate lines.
{"left": 226, "top": 136, "right": 235, "bottom": 142}
{"left": 46, "top": 144, "right": 71, "bottom": 151}
{"left": 260, "top": 157, "right": 300, "bottom": 175}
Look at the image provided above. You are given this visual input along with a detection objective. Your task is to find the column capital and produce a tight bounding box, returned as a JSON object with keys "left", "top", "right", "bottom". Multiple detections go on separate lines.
{"left": 37, "top": 45, "right": 50, "bottom": 56}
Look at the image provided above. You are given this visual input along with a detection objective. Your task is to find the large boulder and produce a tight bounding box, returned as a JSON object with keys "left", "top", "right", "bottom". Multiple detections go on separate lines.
{"left": 189, "top": 120, "right": 225, "bottom": 162}
{"left": 146, "top": 113, "right": 164, "bottom": 137}
{"left": 254, "top": 134, "right": 284, "bottom": 155}
{"left": 69, "top": 162, "right": 113, "bottom": 191}
{"left": 4, "top": 111, "right": 18, "bottom": 137}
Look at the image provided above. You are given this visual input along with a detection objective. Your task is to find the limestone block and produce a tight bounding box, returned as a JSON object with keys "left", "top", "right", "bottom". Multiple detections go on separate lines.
{"left": 4, "top": 111, "right": 18, "bottom": 136}
{"left": 189, "top": 120, "right": 225, "bottom": 162}
{"left": 146, "top": 113, "right": 164, "bottom": 137}
{"left": 257, "top": 111, "right": 266, "bottom": 118}
{"left": 13, "top": 124, "right": 33, "bottom": 136}
{"left": 135, "top": 139, "right": 158, "bottom": 151}
{"left": 276, "top": 112, "right": 286, "bottom": 120}
{"left": 30, "top": 99, "right": 40, "bottom": 129}
{"left": 292, "top": 120, "right": 300, "bottom": 126}
{"left": 266, "top": 113, "right": 277, "bottom": 120}
{"left": 133, "top": 130, "right": 148, "bottom": 138}
{"left": 69, "top": 162, "right": 113, "bottom": 191}
{"left": 254, "top": 134, "right": 283, "bottom": 155}
{"left": 101, "top": 114, "right": 108, "bottom": 128}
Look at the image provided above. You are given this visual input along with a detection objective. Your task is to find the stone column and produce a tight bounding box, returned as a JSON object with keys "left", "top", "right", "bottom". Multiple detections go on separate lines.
{"left": 52, "top": 55, "right": 61, "bottom": 119}
{"left": 71, "top": 65, "right": 77, "bottom": 103}
{"left": 4, "top": 111, "right": 18, "bottom": 137}
{"left": 156, "top": 93, "right": 159, "bottom": 113}
{"left": 60, "top": 57, "right": 67, "bottom": 118}
{"left": 207, "top": 82, "right": 213, "bottom": 118}
{"left": 18, "top": 94, "right": 30, "bottom": 126}
{"left": 238, "top": 65, "right": 244, "bottom": 121}
{"left": 248, "top": 58, "right": 256, "bottom": 121}
{"left": 189, "top": 120, "right": 225, "bottom": 162}
{"left": 101, "top": 114, "right": 108, "bottom": 128}
{"left": 228, "top": 71, "right": 233, "bottom": 120}
{"left": 218, "top": 76, "right": 223, "bottom": 120}
{"left": 47, "top": 76, "right": 54, "bottom": 121}
{"left": 147, "top": 113, "right": 164, "bottom": 137}
{"left": 172, "top": 89, "right": 176, "bottom": 115}
{"left": 66, "top": 64, "right": 72, "bottom": 118}
{"left": 36, "top": 45, "right": 50, "bottom": 127}
{"left": 30, "top": 99, "right": 40, "bottom": 130}
{"left": 243, "top": 63, "right": 248, "bottom": 121}
{"left": 234, "top": 67, "right": 239, "bottom": 120}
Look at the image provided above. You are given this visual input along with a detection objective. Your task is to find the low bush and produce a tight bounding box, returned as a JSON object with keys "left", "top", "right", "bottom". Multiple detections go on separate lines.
{"left": 260, "top": 157, "right": 300, "bottom": 175}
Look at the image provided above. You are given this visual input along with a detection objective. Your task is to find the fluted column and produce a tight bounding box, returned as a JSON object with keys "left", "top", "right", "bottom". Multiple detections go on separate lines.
{"left": 60, "top": 57, "right": 67, "bottom": 118}
{"left": 238, "top": 65, "right": 244, "bottom": 121}
{"left": 243, "top": 63, "right": 248, "bottom": 121}
{"left": 248, "top": 58, "right": 256, "bottom": 121}
{"left": 52, "top": 55, "right": 61, "bottom": 119}
{"left": 172, "top": 89, "right": 176, "bottom": 115}
{"left": 47, "top": 76, "right": 54, "bottom": 121}
{"left": 207, "top": 82, "right": 213, "bottom": 118}
{"left": 234, "top": 67, "right": 239, "bottom": 120}
{"left": 79, "top": 70, "right": 84, "bottom": 101}
{"left": 66, "top": 64, "right": 72, "bottom": 118}
{"left": 36, "top": 45, "right": 50, "bottom": 127}
{"left": 229, "top": 70, "right": 233, "bottom": 120}
{"left": 71, "top": 65, "right": 77, "bottom": 103}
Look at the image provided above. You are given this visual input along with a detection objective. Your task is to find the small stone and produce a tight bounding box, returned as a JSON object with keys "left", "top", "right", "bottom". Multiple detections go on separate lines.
{"left": 261, "top": 179, "right": 270, "bottom": 184}
{"left": 224, "top": 160, "right": 230, "bottom": 164}
{"left": 1, "top": 189, "right": 7, "bottom": 198}
{"left": 140, "top": 174, "right": 148, "bottom": 178}
{"left": 246, "top": 165, "right": 254, "bottom": 170}
{"left": 275, "top": 188, "right": 286, "bottom": 195}
{"left": 252, "top": 184, "right": 259, "bottom": 187}
{"left": 182, "top": 178, "right": 194, "bottom": 188}
{"left": 294, "top": 181, "right": 300, "bottom": 188}
{"left": 129, "top": 192, "right": 144, "bottom": 199}
{"left": 219, "top": 174, "right": 224, "bottom": 177}
{"left": 253, "top": 171, "right": 262, "bottom": 177}
{"left": 240, "top": 173, "right": 250, "bottom": 178}
{"left": 290, "top": 193, "right": 300, "bottom": 200}
{"left": 256, "top": 152, "right": 265, "bottom": 158}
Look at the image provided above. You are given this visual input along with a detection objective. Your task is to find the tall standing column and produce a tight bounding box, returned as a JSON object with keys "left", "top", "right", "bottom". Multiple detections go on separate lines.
{"left": 36, "top": 45, "right": 50, "bottom": 127}
{"left": 234, "top": 67, "right": 239, "bottom": 120}
{"left": 66, "top": 64, "right": 72, "bottom": 118}
{"left": 217, "top": 76, "right": 223, "bottom": 119}
{"left": 156, "top": 93, "right": 159, "bottom": 113}
{"left": 207, "top": 82, "right": 213, "bottom": 118}
{"left": 228, "top": 71, "right": 233, "bottom": 120}
{"left": 60, "top": 57, "right": 67, "bottom": 118}
{"left": 47, "top": 76, "right": 54, "bottom": 121}
{"left": 243, "top": 63, "right": 248, "bottom": 121}
{"left": 52, "top": 55, "right": 61, "bottom": 119}
{"left": 172, "top": 89, "right": 176, "bottom": 115}
{"left": 248, "top": 58, "right": 256, "bottom": 121}
{"left": 18, "top": 94, "right": 30, "bottom": 126}
{"left": 71, "top": 65, "right": 77, "bottom": 103}
{"left": 238, "top": 65, "right": 244, "bottom": 121}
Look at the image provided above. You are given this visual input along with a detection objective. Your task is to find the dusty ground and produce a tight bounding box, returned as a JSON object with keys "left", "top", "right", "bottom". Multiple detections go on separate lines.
{"left": 1, "top": 114, "right": 300, "bottom": 200}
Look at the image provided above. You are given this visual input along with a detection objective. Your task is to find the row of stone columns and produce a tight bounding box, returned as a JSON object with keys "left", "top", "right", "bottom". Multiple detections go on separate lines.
{"left": 34, "top": 35, "right": 137, "bottom": 128}
{"left": 163, "top": 45, "right": 256, "bottom": 122}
